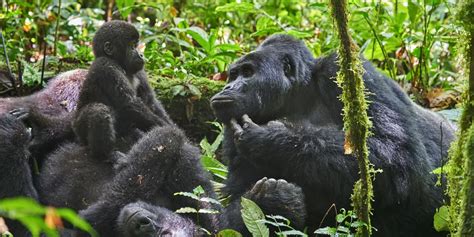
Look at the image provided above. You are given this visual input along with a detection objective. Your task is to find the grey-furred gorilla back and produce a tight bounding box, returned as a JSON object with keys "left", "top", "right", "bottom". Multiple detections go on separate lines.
{"left": 211, "top": 34, "right": 455, "bottom": 236}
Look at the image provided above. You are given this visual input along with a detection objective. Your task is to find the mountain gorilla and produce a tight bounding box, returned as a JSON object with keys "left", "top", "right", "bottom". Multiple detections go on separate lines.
{"left": 211, "top": 34, "right": 455, "bottom": 236}
{"left": 39, "top": 103, "right": 124, "bottom": 211}
{"left": 76, "top": 20, "right": 171, "bottom": 152}
{"left": 0, "top": 114, "right": 38, "bottom": 236}
{"left": 118, "top": 201, "right": 198, "bottom": 237}
{"left": 77, "top": 126, "right": 220, "bottom": 236}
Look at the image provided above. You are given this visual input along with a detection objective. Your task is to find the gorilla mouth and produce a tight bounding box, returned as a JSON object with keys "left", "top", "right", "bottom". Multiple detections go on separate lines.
{"left": 210, "top": 96, "right": 234, "bottom": 108}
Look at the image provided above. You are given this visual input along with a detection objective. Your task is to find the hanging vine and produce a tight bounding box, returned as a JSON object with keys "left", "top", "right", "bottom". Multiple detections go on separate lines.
{"left": 329, "top": 0, "right": 374, "bottom": 236}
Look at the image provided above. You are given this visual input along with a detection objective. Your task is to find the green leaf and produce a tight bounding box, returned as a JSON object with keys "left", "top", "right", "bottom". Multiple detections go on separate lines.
{"left": 115, "top": 0, "right": 135, "bottom": 18}
{"left": 279, "top": 230, "right": 307, "bottom": 236}
{"left": 217, "top": 229, "right": 243, "bottom": 237}
{"left": 215, "top": 2, "right": 256, "bottom": 13}
{"left": 175, "top": 207, "right": 198, "bottom": 214}
{"left": 408, "top": 0, "right": 420, "bottom": 24}
{"left": 240, "top": 198, "right": 269, "bottom": 237}
{"left": 193, "top": 186, "right": 205, "bottom": 196}
{"left": 56, "top": 208, "right": 98, "bottom": 237}
{"left": 433, "top": 205, "right": 449, "bottom": 232}
{"left": 186, "top": 84, "right": 202, "bottom": 98}
{"left": 197, "top": 209, "right": 219, "bottom": 214}
{"left": 174, "top": 191, "right": 200, "bottom": 201}
{"left": 199, "top": 197, "right": 222, "bottom": 205}
{"left": 186, "top": 27, "right": 210, "bottom": 52}
{"left": 171, "top": 85, "right": 185, "bottom": 97}
{"left": 314, "top": 226, "right": 337, "bottom": 235}
{"left": 0, "top": 198, "right": 45, "bottom": 216}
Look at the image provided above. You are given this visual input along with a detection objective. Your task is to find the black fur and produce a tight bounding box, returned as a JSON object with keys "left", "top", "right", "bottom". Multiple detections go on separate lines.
{"left": 0, "top": 114, "right": 37, "bottom": 236}
{"left": 118, "top": 201, "right": 198, "bottom": 237}
{"left": 77, "top": 126, "right": 219, "bottom": 236}
{"left": 77, "top": 21, "right": 171, "bottom": 153}
{"left": 211, "top": 34, "right": 455, "bottom": 236}
{"left": 39, "top": 103, "right": 121, "bottom": 211}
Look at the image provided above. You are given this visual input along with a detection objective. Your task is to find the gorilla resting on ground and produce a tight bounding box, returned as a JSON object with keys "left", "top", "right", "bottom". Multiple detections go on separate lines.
{"left": 3, "top": 69, "right": 86, "bottom": 173}
{"left": 77, "top": 125, "right": 220, "bottom": 236}
{"left": 210, "top": 34, "right": 455, "bottom": 236}
{"left": 76, "top": 20, "right": 172, "bottom": 152}
{"left": 0, "top": 114, "right": 37, "bottom": 236}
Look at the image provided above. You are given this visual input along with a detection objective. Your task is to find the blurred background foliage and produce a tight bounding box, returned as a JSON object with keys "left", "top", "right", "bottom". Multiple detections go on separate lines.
{"left": 0, "top": 0, "right": 463, "bottom": 140}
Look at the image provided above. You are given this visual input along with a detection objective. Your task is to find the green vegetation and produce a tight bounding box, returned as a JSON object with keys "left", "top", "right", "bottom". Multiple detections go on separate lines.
{"left": 329, "top": 0, "right": 373, "bottom": 235}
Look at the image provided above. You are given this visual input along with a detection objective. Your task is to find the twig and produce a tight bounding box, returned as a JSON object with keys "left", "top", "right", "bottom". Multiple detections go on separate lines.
{"left": 0, "top": 27, "right": 17, "bottom": 93}
{"left": 53, "top": 0, "right": 61, "bottom": 56}
{"left": 41, "top": 39, "right": 47, "bottom": 85}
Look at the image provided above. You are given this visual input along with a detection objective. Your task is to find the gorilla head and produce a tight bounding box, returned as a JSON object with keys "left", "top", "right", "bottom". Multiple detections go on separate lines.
{"left": 92, "top": 21, "right": 144, "bottom": 74}
{"left": 118, "top": 202, "right": 197, "bottom": 237}
{"left": 210, "top": 34, "right": 315, "bottom": 124}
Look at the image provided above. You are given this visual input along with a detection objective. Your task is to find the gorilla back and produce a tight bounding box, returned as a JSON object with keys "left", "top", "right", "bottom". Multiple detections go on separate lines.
{"left": 211, "top": 34, "right": 454, "bottom": 236}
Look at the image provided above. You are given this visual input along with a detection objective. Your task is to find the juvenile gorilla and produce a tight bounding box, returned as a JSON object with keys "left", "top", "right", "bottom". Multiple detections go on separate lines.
{"left": 77, "top": 126, "right": 220, "bottom": 236}
{"left": 211, "top": 34, "right": 455, "bottom": 236}
{"left": 0, "top": 114, "right": 38, "bottom": 236}
{"left": 76, "top": 20, "right": 171, "bottom": 152}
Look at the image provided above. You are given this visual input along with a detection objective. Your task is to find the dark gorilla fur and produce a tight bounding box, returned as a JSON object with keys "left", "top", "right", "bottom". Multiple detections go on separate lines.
{"left": 211, "top": 34, "right": 455, "bottom": 236}
{"left": 0, "top": 114, "right": 38, "bottom": 236}
{"left": 118, "top": 201, "right": 197, "bottom": 237}
{"left": 76, "top": 20, "right": 171, "bottom": 152}
{"left": 77, "top": 126, "right": 219, "bottom": 236}
{"left": 39, "top": 103, "right": 121, "bottom": 211}
{"left": 2, "top": 69, "right": 86, "bottom": 166}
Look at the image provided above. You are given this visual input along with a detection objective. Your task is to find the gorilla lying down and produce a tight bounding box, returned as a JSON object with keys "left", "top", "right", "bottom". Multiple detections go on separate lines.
{"left": 211, "top": 34, "right": 455, "bottom": 236}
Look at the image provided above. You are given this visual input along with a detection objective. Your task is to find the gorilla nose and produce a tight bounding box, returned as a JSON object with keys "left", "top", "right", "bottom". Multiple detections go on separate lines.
{"left": 133, "top": 215, "right": 154, "bottom": 234}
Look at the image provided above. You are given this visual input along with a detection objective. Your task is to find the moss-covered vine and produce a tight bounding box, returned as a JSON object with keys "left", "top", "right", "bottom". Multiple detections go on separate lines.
{"left": 329, "top": 0, "right": 374, "bottom": 236}
{"left": 446, "top": 1, "right": 474, "bottom": 236}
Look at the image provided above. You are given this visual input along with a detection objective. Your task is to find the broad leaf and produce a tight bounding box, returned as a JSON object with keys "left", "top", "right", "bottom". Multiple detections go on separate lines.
{"left": 241, "top": 198, "right": 269, "bottom": 237}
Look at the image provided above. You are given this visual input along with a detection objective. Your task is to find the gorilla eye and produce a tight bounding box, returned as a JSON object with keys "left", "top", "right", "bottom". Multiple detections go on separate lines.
{"left": 240, "top": 64, "right": 254, "bottom": 78}
{"left": 228, "top": 68, "right": 238, "bottom": 82}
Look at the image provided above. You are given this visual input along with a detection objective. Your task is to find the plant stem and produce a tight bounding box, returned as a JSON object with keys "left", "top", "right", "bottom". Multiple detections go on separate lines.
{"left": 53, "top": 0, "right": 61, "bottom": 56}
{"left": 329, "top": 0, "right": 374, "bottom": 236}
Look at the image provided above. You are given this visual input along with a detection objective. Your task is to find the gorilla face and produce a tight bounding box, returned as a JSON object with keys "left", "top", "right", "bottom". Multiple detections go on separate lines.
{"left": 118, "top": 202, "right": 197, "bottom": 237}
{"left": 92, "top": 21, "right": 145, "bottom": 75}
{"left": 122, "top": 39, "right": 145, "bottom": 74}
{"left": 210, "top": 49, "right": 294, "bottom": 124}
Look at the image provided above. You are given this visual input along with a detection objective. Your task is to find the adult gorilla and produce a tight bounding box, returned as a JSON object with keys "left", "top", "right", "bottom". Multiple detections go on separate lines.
{"left": 211, "top": 34, "right": 455, "bottom": 236}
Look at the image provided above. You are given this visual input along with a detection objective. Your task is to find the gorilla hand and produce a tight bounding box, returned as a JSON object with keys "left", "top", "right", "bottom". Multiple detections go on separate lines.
{"left": 244, "top": 177, "right": 307, "bottom": 229}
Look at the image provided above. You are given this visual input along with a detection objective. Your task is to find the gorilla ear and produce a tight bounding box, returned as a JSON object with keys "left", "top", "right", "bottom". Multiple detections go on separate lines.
{"left": 103, "top": 41, "right": 114, "bottom": 56}
{"left": 282, "top": 54, "right": 296, "bottom": 78}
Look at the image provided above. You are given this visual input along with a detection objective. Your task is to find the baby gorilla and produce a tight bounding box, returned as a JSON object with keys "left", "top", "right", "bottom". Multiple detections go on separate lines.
{"left": 118, "top": 201, "right": 197, "bottom": 237}
{"left": 76, "top": 20, "right": 171, "bottom": 152}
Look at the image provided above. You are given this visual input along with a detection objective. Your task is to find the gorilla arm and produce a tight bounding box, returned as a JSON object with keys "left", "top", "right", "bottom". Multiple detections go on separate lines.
{"left": 91, "top": 58, "right": 168, "bottom": 130}
{"left": 230, "top": 115, "right": 359, "bottom": 189}
{"left": 135, "top": 70, "right": 173, "bottom": 125}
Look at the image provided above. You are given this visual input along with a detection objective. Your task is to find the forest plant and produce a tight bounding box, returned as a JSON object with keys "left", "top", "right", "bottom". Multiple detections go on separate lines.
{"left": 329, "top": 0, "right": 374, "bottom": 236}
{"left": 446, "top": 0, "right": 474, "bottom": 236}
{"left": 0, "top": 197, "right": 97, "bottom": 237}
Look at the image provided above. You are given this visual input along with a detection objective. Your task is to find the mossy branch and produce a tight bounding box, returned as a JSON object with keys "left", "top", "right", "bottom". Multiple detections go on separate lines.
{"left": 446, "top": 1, "right": 474, "bottom": 236}
{"left": 329, "top": 0, "right": 373, "bottom": 236}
